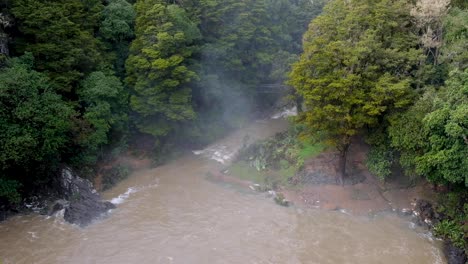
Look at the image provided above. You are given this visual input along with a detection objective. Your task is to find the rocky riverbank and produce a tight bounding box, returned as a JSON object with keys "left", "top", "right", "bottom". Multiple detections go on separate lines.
{"left": 0, "top": 166, "right": 115, "bottom": 227}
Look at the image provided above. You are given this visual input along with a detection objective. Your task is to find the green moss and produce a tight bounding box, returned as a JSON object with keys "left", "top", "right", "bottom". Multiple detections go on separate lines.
{"left": 227, "top": 160, "right": 297, "bottom": 191}
{"left": 298, "top": 140, "right": 325, "bottom": 159}
{"left": 228, "top": 161, "right": 266, "bottom": 183}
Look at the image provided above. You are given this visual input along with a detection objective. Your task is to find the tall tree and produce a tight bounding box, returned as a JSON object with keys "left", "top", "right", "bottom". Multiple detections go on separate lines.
{"left": 99, "top": 0, "right": 136, "bottom": 77}
{"left": 100, "top": 0, "right": 136, "bottom": 42}
{"left": 289, "top": 0, "right": 420, "bottom": 182}
{"left": 11, "top": 0, "right": 104, "bottom": 91}
{"left": 0, "top": 54, "right": 73, "bottom": 197}
{"left": 126, "top": 0, "right": 201, "bottom": 143}
{"left": 75, "top": 71, "right": 129, "bottom": 164}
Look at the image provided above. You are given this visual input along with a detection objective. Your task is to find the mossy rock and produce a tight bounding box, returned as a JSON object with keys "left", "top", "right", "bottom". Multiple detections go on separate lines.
{"left": 274, "top": 192, "right": 290, "bottom": 207}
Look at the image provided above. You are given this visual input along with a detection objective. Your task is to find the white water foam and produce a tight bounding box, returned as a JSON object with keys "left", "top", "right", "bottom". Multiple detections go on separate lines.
{"left": 110, "top": 180, "right": 159, "bottom": 205}
{"left": 271, "top": 106, "right": 297, "bottom": 119}
{"left": 192, "top": 145, "right": 236, "bottom": 164}
{"left": 192, "top": 150, "right": 204, "bottom": 155}
{"left": 27, "top": 231, "right": 38, "bottom": 240}
{"left": 110, "top": 187, "right": 137, "bottom": 205}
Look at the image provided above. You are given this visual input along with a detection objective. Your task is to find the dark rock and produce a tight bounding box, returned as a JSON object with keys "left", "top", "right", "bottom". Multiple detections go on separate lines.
{"left": 0, "top": 201, "right": 19, "bottom": 222}
{"left": 274, "top": 192, "right": 290, "bottom": 207}
{"left": 64, "top": 199, "right": 115, "bottom": 227}
{"left": 0, "top": 204, "right": 8, "bottom": 222}
{"left": 444, "top": 241, "right": 467, "bottom": 264}
{"left": 57, "top": 167, "right": 116, "bottom": 227}
{"left": 46, "top": 199, "right": 70, "bottom": 216}
{"left": 413, "top": 199, "right": 439, "bottom": 227}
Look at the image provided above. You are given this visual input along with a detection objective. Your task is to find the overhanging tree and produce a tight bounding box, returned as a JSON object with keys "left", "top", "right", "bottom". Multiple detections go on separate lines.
{"left": 288, "top": 0, "right": 420, "bottom": 183}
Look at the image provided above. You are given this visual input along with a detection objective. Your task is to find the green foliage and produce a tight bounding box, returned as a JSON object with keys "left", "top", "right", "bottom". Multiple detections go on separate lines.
{"left": 76, "top": 71, "right": 129, "bottom": 164}
{"left": 434, "top": 220, "right": 466, "bottom": 249}
{"left": 228, "top": 161, "right": 267, "bottom": 184}
{"left": 100, "top": 0, "right": 136, "bottom": 42}
{"left": 450, "top": 0, "right": 468, "bottom": 10}
{"left": 390, "top": 69, "right": 468, "bottom": 185}
{"left": 289, "top": 0, "right": 420, "bottom": 158}
{"left": 274, "top": 192, "right": 289, "bottom": 206}
{"left": 126, "top": 1, "right": 200, "bottom": 140}
{"left": 101, "top": 164, "right": 131, "bottom": 191}
{"left": 366, "top": 146, "right": 393, "bottom": 181}
{"left": 11, "top": 0, "right": 105, "bottom": 91}
{"left": 298, "top": 140, "right": 325, "bottom": 160}
{"left": 99, "top": 0, "right": 136, "bottom": 77}
{"left": 237, "top": 127, "right": 324, "bottom": 174}
{"left": 441, "top": 8, "right": 468, "bottom": 70}
{"left": 0, "top": 178, "right": 21, "bottom": 204}
{"left": 434, "top": 191, "right": 468, "bottom": 250}
{"left": 0, "top": 54, "right": 73, "bottom": 172}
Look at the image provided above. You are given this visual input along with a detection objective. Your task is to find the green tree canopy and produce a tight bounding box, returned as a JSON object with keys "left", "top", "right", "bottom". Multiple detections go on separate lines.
{"left": 389, "top": 69, "right": 468, "bottom": 186}
{"left": 100, "top": 0, "right": 136, "bottom": 42}
{"left": 0, "top": 53, "right": 73, "bottom": 179}
{"left": 126, "top": 1, "right": 200, "bottom": 140}
{"left": 76, "top": 71, "right": 129, "bottom": 164}
{"left": 288, "top": 0, "right": 420, "bottom": 180}
{"left": 388, "top": 7, "right": 468, "bottom": 186}
{"left": 11, "top": 0, "right": 104, "bottom": 91}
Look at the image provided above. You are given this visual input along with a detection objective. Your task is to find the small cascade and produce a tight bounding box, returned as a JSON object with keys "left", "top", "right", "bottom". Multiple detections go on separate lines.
{"left": 271, "top": 106, "right": 297, "bottom": 119}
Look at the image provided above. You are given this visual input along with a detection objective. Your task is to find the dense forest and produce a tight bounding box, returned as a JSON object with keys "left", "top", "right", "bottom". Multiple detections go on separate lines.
{"left": 0, "top": 0, "right": 324, "bottom": 201}
{"left": 0, "top": 0, "right": 466, "bottom": 253}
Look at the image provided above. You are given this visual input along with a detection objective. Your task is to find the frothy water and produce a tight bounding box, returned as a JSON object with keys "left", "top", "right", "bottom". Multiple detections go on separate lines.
{"left": 192, "top": 144, "right": 236, "bottom": 164}
{"left": 271, "top": 106, "right": 298, "bottom": 119}
{"left": 0, "top": 118, "right": 445, "bottom": 263}
{"left": 110, "top": 179, "right": 160, "bottom": 205}
{"left": 110, "top": 187, "right": 138, "bottom": 205}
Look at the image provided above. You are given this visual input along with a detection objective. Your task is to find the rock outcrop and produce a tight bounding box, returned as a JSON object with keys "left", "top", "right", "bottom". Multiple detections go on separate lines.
{"left": 54, "top": 167, "right": 115, "bottom": 227}
{"left": 444, "top": 241, "right": 467, "bottom": 264}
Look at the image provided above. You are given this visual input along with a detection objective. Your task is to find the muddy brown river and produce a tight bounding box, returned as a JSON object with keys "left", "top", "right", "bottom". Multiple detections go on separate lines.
{"left": 0, "top": 118, "right": 445, "bottom": 263}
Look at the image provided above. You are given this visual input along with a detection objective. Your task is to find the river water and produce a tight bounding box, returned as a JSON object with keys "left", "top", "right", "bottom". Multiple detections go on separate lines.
{"left": 0, "top": 118, "right": 445, "bottom": 263}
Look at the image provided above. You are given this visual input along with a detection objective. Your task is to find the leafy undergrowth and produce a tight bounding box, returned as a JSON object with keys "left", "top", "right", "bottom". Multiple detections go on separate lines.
{"left": 101, "top": 164, "right": 132, "bottom": 191}
{"left": 228, "top": 127, "right": 325, "bottom": 190}
{"left": 228, "top": 160, "right": 296, "bottom": 190}
{"left": 434, "top": 190, "right": 468, "bottom": 252}
{"left": 298, "top": 140, "right": 325, "bottom": 160}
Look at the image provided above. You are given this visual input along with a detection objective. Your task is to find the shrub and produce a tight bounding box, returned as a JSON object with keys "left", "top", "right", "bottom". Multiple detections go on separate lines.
{"left": 102, "top": 165, "right": 131, "bottom": 190}
{"left": 435, "top": 191, "right": 468, "bottom": 251}
{"left": 0, "top": 178, "right": 21, "bottom": 204}
{"left": 366, "top": 146, "right": 394, "bottom": 181}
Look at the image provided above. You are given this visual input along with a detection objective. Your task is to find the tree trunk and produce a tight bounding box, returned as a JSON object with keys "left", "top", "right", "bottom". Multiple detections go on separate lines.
{"left": 295, "top": 94, "right": 303, "bottom": 113}
{"left": 0, "top": 32, "right": 9, "bottom": 56}
{"left": 337, "top": 143, "right": 350, "bottom": 186}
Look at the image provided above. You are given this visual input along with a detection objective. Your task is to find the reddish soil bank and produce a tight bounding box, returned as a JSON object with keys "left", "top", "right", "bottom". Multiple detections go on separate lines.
{"left": 281, "top": 139, "right": 437, "bottom": 215}
{"left": 210, "top": 138, "right": 438, "bottom": 216}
